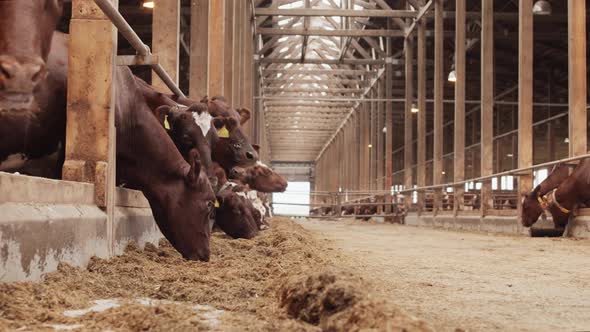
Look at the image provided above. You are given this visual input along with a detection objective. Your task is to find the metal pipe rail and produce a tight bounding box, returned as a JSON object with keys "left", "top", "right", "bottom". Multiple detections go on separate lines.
{"left": 397, "top": 153, "right": 590, "bottom": 194}
{"left": 93, "top": 0, "right": 186, "bottom": 98}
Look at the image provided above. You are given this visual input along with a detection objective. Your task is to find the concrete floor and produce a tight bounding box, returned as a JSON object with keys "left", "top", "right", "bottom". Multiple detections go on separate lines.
{"left": 297, "top": 218, "right": 590, "bottom": 332}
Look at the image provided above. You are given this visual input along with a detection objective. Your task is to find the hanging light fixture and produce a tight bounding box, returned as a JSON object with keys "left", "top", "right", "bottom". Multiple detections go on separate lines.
{"left": 448, "top": 68, "right": 457, "bottom": 83}
{"left": 411, "top": 103, "right": 419, "bottom": 113}
{"left": 368, "top": 144, "right": 373, "bottom": 148}
{"left": 143, "top": 1, "right": 155, "bottom": 8}
{"left": 532, "top": 0, "right": 552, "bottom": 15}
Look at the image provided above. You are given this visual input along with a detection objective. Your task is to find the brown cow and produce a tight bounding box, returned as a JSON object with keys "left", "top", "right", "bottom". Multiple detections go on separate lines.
{"left": 0, "top": 1, "right": 67, "bottom": 178}
{"left": 212, "top": 163, "right": 260, "bottom": 239}
{"left": 521, "top": 163, "right": 572, "bottom": 228}
{"left": 522, "top": 161, "right": 590, "bottom": 229}
{"left": 1, "top": 3, "right": 215, "bottom": 261}
{"left": 228, "top": 160, "right": 288, "bottom": 193}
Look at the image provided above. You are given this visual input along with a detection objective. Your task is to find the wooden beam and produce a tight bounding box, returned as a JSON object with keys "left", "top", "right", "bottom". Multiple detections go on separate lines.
{"left": 480, "top": 0, "right": 494, "bottom": 215}
{"left": 208, "top": 0, "right": 225, "bottom": 96}
{"left": 568, "top": 0, "right": 587, "bottom": 157}
{"left": 518, "top": 0, "right": 533, "bottom": 226}
{"left": 189, "top": 0, "right": 209, "bottom": 100}
{"left": 257, "top": 28, "right": 406, "bottom": 37}
{"left": 433, "top": 0, "right": 443, "bottom": 214}
{"left": 417, "top": 19, "right": 426, "bottom": 213}
{"left": 453, "top": 0, "right": 465, "bottom": 213}
{"left": 152, "top": 0, "right": 180, "bottom": 93}
{"left": 223, "top": 0, "right": 234, "bottom": 106}
{"left": 404, "top": 36, "right": 413, "bottom": 205}
{"left": 254, "top": 8, "right": 417, "bottom": 18}
{"left": 260, "top": 57, "right": 387, "bottom": 65}
{"left": 64, "top": 0, "right": 116, "bottom": 214}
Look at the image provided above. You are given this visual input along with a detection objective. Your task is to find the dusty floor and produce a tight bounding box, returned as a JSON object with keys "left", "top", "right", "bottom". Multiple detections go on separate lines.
{"left": 298, "top": 218, "right": 590, "bottom": 332}
{"left": 0, "top": 218, "right": 431, "bottom": 332}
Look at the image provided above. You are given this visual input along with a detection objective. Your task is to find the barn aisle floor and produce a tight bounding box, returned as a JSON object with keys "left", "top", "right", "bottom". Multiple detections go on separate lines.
{"left": 297, "top": 218, "right": 590, "bottom": 332}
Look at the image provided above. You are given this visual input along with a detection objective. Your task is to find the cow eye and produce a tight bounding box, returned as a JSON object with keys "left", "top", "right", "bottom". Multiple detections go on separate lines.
{"left": 233, "top": 143, "right": 242, "bottom": 149}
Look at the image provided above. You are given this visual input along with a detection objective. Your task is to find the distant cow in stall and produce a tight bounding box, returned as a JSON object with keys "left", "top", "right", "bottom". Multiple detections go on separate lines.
{"left": 0, "top": 0, "right": 67, "bottom": 178}
{"left": 1, "top": 2, "right": 216, "bottom": 261}
{"left": 212, "top": 163, "right": 261, "bottom": 239}
{"left": 521, "top": 162, "right": 580, "bottom": 229}
{"left": 228, "top": 159, "right": 288, "bottom": 227}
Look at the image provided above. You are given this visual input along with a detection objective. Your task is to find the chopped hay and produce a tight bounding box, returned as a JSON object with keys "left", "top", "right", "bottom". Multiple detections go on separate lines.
{"left": 279, "top": 271, "right": 433, "bottom": 332}
{"left": 0, "top": 218, "right": 431, "bottom": 331}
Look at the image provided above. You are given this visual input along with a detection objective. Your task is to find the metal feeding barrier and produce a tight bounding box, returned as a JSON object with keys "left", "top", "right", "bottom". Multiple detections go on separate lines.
{"left": 93, "top": 0, "right": 185, "bottom": 97}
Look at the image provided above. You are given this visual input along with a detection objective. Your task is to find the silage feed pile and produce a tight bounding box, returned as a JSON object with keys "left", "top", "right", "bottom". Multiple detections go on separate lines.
{"left": 0, "top": 218, "right": 432, "bottom": 331}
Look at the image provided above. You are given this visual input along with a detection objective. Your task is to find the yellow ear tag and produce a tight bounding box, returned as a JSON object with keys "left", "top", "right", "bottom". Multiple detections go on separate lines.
{"left": 217, "top": 126, "right": 230, "bottom": 138}
{"left": 214, "top": 200, "right": 220, "bottom": 208}
{"left": 164, "top": 115, "right": 171, "bottom": 130}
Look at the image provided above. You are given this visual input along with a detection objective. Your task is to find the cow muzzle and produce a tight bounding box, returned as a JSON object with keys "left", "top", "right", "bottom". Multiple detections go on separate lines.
{"left": 0, "top": 55, "right": 45, "bottom": 111}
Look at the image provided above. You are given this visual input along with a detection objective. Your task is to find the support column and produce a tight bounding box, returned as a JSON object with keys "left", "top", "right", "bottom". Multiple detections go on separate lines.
{"left": 417, "top": 20, "right": 426, "bottom": 213}
{"left": 64, "top": 0, "right": 117, "bottom": 254}
{"left": 480, "top": 0, "right": 494, "bottom": 215}
{"left": 518, "top": 0, "right": 533, "bottom": 227}
{"left": 433, "top": 0, "right": 444, "bottom": 214}
{"left": 208, "top": 0, "right": 225, "bottom": 96}
{"left": 362, "top": 102, "right": 371, "bottom": 190}
{"left": 404, "top": 36, "right": 414, "bottom": 207}
{"left": 232, "top": 0, "right": 243, "bottom": 107}
{"left": 453, "top": 0, "right": 466, "bottom": 214}
{"left": 242, "top": 2, "right": 254, "bottom": 137}
{"left": 385, "top": 20, "right": 394, "bottom": 194}
{"left": 64, "top": 0, "right": 116, "bottom": 204}
{"left": 568, "top": 0, "right": 587, "bottom": 157}
{"left": 152, "top": 0, "right": 180, "bottom": 92}
{"left": 223, "top": 0, "right": 234, "bottom": 106}
{"left": 190, "top": 0, "right": 208, "bottom": 99}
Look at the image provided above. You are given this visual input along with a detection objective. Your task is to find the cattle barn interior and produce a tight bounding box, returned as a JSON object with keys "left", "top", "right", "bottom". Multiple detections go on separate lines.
{"left": 1, "top": 0, "right": 590, "bottom": 330}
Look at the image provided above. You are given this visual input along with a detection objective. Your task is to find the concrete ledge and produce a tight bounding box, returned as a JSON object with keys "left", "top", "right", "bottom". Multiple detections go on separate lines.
{"left": 0, "top": 171, "right": 94, "bottom": 204}
{"left": 0, "top": 202, "right": 161, "bottom": 282}
{"left": 406, "top": 213, "right": 521, "bottom": 235}
{"left": 565, "top": 209, "right": 590, "bottom": 238}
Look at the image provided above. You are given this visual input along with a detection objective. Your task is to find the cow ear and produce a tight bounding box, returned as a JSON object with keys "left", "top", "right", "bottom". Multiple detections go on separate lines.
{"left": 237, "top": 108, "right": 252, "bottom": 125}
{"left": 200, "top": 95, "right": 209, "bottom": 103}
{"left": 213, "top": 117, "right": 225, "bottom": 130}
{"left": 154, "top": 106, "right": 171, "bottom": 127}
{"left": 226, "top": 117, "right": 240, "bottom": 131}
{"left": 187, "top": 102, "right": 208, "bottom": 115}
{"left": 185, "top": 149, "right": 202, "bottom": 187}
{"left": 252, "top": 144, "right": 261, "bottom": 154}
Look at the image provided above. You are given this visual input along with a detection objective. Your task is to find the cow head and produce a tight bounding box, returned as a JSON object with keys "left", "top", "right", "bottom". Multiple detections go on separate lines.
{"left": 212, "top": 116, "right": 258, "bottom": 172}
{"left": 147, "top": 149, "right": 216, "bottom": 261}
{"left": 215, "top": 186, "right": 259, "bottom": 239}
{"left": 203, "top": 96, "right": 251, "bottom": 125}
{"left": 0, "top": 0, "right": 63, "bottom": 110}
{"left": 521, "top": 186, "right": 545, "bottom": 227}
{"left": 229, "top": 161, "right": 288, "bottom": 193}
{"left": 155, "top": 105, "right": 218, "bottom": 188}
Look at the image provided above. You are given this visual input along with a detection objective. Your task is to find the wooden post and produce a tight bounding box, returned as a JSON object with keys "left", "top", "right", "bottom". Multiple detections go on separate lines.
{"left": 152, "top": 0, "right": 180, "bottom": 92}
{"left": 433, "top": 0, "right": 444, "bottom": 215}
{"left": 362, "top": 102, "right": 371, "bottom": 190}
{"left": 223, "top": 0, "right": 234, "bottom": 106}
{"left": 417, "top": 20, "right": 426, "bottom": 213}
{"left": 64, "top": 0, "right": 117, "bottom": 254}
{"left": 385, "top": 19, "right": 394, "bottom": 195}
{"left": 190, "top": 0, "right": 208, "bottom": 99}
{"left": 480, "top": 0, "right": 494, "bottom": 216}
{"left": 208, "top": 0, "right": 225, "bottom": 96}
{"left": 518, "top": 0, "right": 533, "bottom": 227}
{"left": 232, "top": 0, "right": 243, "bottom": 107}
{"left": 568, "top": 0, "right": 587, "bottom": 157}
{"left": 64, "top": 0, "right": 116, "bottom": 202}
{"left": 243, "top": 3, "right": 254, "bottom": 137}
{"left": 377, "top": 79, "right": 384, "bottom": 190}
{"left": 404, "top": 36, "right": 414, "bottom": 208}
{"left": 453, "top": 0, "right": 466, "bottom": 214}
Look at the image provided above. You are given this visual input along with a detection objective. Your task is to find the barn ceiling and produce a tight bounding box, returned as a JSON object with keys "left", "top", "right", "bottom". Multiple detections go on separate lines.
{"left": 255, "top": 0, "right": 409, "bottom": 162}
